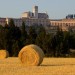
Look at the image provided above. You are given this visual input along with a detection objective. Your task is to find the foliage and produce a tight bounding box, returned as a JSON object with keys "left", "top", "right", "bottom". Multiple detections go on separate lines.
{"left": 20, "top": 22, "right": 27, "bottom": 47}
{"left": 9, "top": 19, "right": 15, "bottom": 27}
{"left": 28, "top": 26, "right": 37, "bottom": 44}
{"left": 0, "top": 20, "right": 75, "bottom": 57}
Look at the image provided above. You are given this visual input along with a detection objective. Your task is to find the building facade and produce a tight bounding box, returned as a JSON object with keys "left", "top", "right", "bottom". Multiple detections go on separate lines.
{"left": 21, "top": 6, "right": 49, "bottom": 19}
{"left": 0, "top": 6, "right": 75, "bottom": 33}
{"left": 0, "top": 18, "right": 6, "bottom": 27}
{"left": 6, "top": 18, "right": 22, "bottom": 27}
{"left": 50, "top": 18, "right": 75, "bottom": 32}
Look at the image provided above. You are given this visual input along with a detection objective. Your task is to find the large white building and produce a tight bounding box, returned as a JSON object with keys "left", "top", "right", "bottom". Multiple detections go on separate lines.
{"left": 3, "top": 6, "right": 49, "bottom": 28}
{"left": 0, "top": 6, "right": 75, "bottom": 33}
{"left": 21, "top": 6, "right": 50, "bottom": 27}
{"left": 22, "top": 6, "right": 49, "bottom": 19}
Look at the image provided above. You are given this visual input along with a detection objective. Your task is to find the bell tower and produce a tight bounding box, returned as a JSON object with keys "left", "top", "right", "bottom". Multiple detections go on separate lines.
{"left": 33, "top": 6, "right": 38, "bottom": 18}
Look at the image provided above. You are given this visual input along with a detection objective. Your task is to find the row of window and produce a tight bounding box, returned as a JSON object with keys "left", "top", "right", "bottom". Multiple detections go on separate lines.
{"left": 14, "top": 20, "right": 22, "bottom": 22}
{"left": 26, "top": 21, "right": 49, "bottom": 25}
{"left": 51, "top": 22, "right": 75, "bottom": 26}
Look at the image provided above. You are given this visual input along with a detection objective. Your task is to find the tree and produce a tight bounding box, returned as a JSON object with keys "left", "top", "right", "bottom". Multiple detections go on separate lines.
{"left": 51, "top": 35, "right": 57, "bottom": 57}
{"left": 20, "top": 22, "right": 27, "bottom": 46}
{"left": 0, "top": 25, "right": 3, "bottom": 29}
{"left": 35, "top": 25, "right": 46, "bottom": 53}
{"left": 69, "top": 32, "right": 75, "bottom": 49}
{"left": 61, "top": 31, "right": 70, "bottom": 56}
{"left": 50, "top": 28, "right": 64, "bottom": 57}
{"left": 5, "top": 23, "right": 9, "bottom": 28}
{"left": 0, "top": 27, "right": 9, "bottom": 50}
{"left": 11, "top": 41, "right": 21, "bottom": 57}
{"left": 42, "top": 34, "right": 52, "bottom": 56}
{"left": 28, "top": 26, "right": 37, "bottom": 44}
{"left": 8, "top": 26, "right": 21, "bottom": 56}
{"left": 9, "top": 19, "right": 15, "bottom": 27}
{"left": 4, "top": 19, "right": 21, "bottom": 56}
{"left": 21, "top": 22, "right": 27, "bottom": 36}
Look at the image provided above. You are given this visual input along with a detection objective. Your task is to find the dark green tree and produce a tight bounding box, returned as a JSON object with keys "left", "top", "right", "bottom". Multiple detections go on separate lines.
{"left": 5, "top": 23, "right": 9, "bottom": 28}
{"left": 28, "top": 26, "right": 37, "bottom": 44}
{"left": 8, "top": 27, "right": 21, "bottom": 56}
{"left": 61, "top": 31, "right": 70, "bottom": 56}
{"left": 51, "top": 28, "right": 64, "bottom": 57}
{"left": 20, "top": 22, "right": 27, "bottom": 46}
{"left": 35, "top": 25, "right": 46, "bottom": 53}
{"left": 42, "top": 34, "right": 52, "bottom": 56}
{"left": 69, "top": 32, "right": 75, "bottom": 49}
{"left": 9, "top": 19, "right": 15, "bottom": 27}
{"left": 0, "top": 27, "right": 9, "bottom": 50}
{"left": 4, "top": 19, "right": 21, "bottom": 56}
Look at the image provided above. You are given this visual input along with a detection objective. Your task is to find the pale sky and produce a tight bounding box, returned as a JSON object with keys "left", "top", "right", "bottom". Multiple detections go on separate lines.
{"left": 0, "top": 0, "right": 75, "bottom": 19}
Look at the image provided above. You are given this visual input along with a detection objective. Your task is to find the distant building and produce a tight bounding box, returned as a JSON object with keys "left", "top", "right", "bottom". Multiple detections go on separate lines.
{"left": 22, "top": 18, "right": 50, "bottom": 27}
{"left": 5, "top": 6, "right": 50, "bottom": 28}
{"left": 66, "top": 14, "right": 75, "bottom": 19}
{"left": 33, "top": 6, "right": 38, "bottom": 18}
{"left": 21, "top": 6, "right": 49, "bottom": 19}
{"left": 0, "top": 6, "right": 75, "bottom": 34}
{"left": 6, "top": 18, "right": 22, "bottom": 27}
{"left": 0, "top": 18, "right": 6, "bottom": 27}
{"left": 50, "top": 18, "right": 75, "bottom": 32}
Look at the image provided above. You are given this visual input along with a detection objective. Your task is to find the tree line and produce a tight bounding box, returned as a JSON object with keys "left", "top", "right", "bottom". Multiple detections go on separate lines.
{"left": 0, "top": 19, "right": 75, "bottom": 57}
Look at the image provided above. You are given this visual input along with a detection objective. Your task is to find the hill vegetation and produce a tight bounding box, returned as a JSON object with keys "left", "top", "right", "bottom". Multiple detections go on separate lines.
{"left": 0, "top": 19, "right": 75, "bottom": 57}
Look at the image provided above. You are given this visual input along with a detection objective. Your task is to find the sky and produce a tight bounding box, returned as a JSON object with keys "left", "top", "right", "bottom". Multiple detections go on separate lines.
{"left": 0, "top": 0, "right": 75, "bottom": 19}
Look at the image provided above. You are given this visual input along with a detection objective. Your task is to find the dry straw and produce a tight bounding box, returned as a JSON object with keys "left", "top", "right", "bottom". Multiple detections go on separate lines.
{"left": 0, "top": 50, "right": 9, "bottom": 59}
{"left": 18, "top": 44, "right": 44, "bottom": 66}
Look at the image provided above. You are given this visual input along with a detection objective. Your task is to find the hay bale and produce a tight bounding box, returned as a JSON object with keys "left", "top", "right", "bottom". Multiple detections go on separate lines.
{"left": 0, "top": 50, "right": 9, "bottom": 59}
{"left": 18, "top": 44, "right": 44, "bottom": 66}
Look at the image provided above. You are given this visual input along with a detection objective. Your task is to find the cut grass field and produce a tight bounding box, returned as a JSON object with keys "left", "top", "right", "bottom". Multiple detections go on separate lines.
{"left": 0, "top": 57, "right": 75, "bottom": 75}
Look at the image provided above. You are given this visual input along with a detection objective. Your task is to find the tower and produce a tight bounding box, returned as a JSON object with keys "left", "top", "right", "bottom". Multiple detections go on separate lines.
{"left": 33, "top": 6, "right": 38, "bottom": 18}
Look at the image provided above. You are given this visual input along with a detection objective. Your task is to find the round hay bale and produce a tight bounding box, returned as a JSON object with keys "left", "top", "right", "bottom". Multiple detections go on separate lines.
{"left": 18, "top": 44, "right": 44, "bottom": 66}
{"left": 0, "top": 50, "right": 9, "bottom": 59}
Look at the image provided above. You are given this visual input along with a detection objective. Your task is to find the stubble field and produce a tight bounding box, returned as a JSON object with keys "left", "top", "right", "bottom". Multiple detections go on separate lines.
{"left": 0, "top": 57, "right": 75, "bottom": 75}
